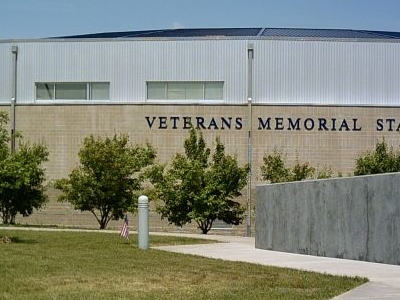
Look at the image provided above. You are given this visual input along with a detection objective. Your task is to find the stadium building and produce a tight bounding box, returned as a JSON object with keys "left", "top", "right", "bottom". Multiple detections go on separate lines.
{"left": 1, "top": 28, "right": 400, "bottom": 233}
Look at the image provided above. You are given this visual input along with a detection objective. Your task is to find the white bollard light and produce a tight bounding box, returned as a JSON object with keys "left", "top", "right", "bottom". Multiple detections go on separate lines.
{"left": 138, "top": 195, "right": 149, "bottom": 250}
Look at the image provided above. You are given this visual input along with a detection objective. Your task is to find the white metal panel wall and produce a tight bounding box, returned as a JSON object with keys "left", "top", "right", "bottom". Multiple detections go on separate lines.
{"left": 7, "top": 39, "right": 248, "bottom": 104}
{"left": 2, "top": 38, "right": 400, "bottom": 106}
{"left": 0, "top": 43, "right": 13, "bottom": 103}
{"left": 253, "top": 39, "right": 400, "bottom": 105}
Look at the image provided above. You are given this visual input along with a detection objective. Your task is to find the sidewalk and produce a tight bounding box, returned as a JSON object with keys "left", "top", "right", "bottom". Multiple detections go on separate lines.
{"left": 153, "top": 233, "right": 400, "bottom": 300}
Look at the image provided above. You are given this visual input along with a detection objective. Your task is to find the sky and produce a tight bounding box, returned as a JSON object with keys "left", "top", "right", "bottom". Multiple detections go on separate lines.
{"left": 1, "top": 0, "right": 400, "bottom": 39}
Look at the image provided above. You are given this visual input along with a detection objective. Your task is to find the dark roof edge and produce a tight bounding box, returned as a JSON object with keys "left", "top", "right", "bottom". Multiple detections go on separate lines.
{"left": 52, "top": 27, "right": 400, "bottom": 40}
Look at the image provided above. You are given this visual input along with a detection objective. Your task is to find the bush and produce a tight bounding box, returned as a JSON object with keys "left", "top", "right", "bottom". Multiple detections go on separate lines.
{"left": 354, "top": 140, "right": 400, "bottom": 175}
{"left": 261, "top": 149, "right": 331, "bottom": 183}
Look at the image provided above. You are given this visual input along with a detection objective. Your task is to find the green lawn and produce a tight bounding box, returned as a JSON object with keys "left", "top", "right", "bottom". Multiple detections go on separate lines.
{"left": 0, "top": 230, "right": 367, "bottom": 300}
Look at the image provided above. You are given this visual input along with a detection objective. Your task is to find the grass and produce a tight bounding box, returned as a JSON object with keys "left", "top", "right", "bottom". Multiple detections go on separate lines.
{"left": 0, "top": 230, "right": 367, "bottom": 300}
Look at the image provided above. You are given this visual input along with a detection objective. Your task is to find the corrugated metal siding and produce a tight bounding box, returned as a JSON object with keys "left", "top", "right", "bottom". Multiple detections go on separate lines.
{"left": 1, "top": 38, "right": 400, "bottom": 106}
{"left": 10, "top": 40, "right": 247, "bottom": 104}
{"left": 253, "top": 40, "right": 400, "bottom": 105}
{"left": 0, "top": 44, "right": 13, "bottom": 103}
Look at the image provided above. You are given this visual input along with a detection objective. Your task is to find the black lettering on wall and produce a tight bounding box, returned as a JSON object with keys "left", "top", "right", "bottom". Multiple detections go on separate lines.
{"left": 183, "top": 117, "right": 192, "bottom": 129}
{"left": 170, "top": 116, "right": 180, "bottom": 129}
{"left": 145, "top": 116, "right": 156, "bottom": 129}
{"left": 386, "top": 118, "right": 395, "bottom": 131}
{"left": 304, "top": 118, "right": 314, "bottom": 131}
{"left": 275, "top": 117, "right": 284, "bottom": 130}
{"left": 258, "top": 117, "right": 271, "bottom": 130}
{"left": 208, "top": 118, "right": 218, "bottom": 130}
{"left": 235, "top": 117, "right": 243, "bottom": 130}
{"left": 221, "top": 117, "right": 232, "bottom": 130}
{"left": 142, "top": 115, "right": 400, "bottom": 133}
{"left": 331, "top": 118, "right": 337, "bottom": 131}
{"left": 376, "top": 119, "right": 384, "bottom": 131}
{"left": 288, "top": 118, "right": 300, "bottom": 130}
{"left": 318, "top": 118, "right": 328, "bottom": 131}
{"left": 196, "top": 117, "right": 206, "bottom": 129}
{"left": 339, "top": 119, "right": 350, "bottom": 131}
{"left": 352, "top": 119, "right": 362, "bottom": 131}
{"left": 159, "top": 117, "right": 168, "bottom": 129}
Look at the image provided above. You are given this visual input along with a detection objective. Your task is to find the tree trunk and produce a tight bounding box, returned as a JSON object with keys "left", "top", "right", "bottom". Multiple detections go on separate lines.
{"left": 201, "top": 227, "right": 209, "bottom": 234}
{"left": 99, "top": 213, "right": 111, "bottom": 229}
{"left": 2, "top": 208, "right": 10, "bottom": 224}
{"left": 199, "top": 219, "right": 213, "bottom": 234}
{"left": 91, "top": 210, "right": 109, "bottom": 230}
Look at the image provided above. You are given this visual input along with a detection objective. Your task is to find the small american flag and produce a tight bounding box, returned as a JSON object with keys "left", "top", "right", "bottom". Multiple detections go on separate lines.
{"left": 120, "top": 214, "right": 129, "bottom": 240}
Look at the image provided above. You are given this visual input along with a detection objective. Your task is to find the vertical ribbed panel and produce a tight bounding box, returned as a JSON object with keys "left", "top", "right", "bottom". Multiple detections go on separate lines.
{"left": 1, "top": 38, "right": 400, "bottom": 105}
{"left": 0, "top": 44, "right": 13, "bottom": 102}
{"left": 253, "top": 40, "right": 400, "bottom": 105}
{"left": 9, "top": 39, "right": 248, "bottom": 104}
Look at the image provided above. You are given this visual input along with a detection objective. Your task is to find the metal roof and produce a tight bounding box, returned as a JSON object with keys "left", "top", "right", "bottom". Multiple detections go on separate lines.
{"left": 56, "top": 27, "right": 400, "bottom": 40}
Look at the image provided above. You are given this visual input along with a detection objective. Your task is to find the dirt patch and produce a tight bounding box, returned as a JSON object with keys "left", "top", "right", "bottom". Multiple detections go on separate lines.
{"left": 0, "top": 235, "right": 13, "bottom": 243}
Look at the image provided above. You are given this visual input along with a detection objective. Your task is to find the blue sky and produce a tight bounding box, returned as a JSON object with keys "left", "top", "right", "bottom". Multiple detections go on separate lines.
{"left": 1, "top": 0, "right": 400, "bottom": 39}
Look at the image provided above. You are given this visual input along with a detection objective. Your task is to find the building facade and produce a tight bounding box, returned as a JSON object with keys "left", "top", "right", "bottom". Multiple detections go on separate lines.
{"left": 1, "top": 28, "right": 400, "bottom": 232}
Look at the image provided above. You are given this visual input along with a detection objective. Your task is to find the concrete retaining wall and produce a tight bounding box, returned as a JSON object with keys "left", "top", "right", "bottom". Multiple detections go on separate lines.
{"left": 255, "top": 173, "right": 400, "bottom": 265}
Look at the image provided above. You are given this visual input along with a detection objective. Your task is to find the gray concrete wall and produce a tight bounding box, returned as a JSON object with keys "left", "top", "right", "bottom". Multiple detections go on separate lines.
{"left": 255, "top": 173, "right": 400, "bottom": 265}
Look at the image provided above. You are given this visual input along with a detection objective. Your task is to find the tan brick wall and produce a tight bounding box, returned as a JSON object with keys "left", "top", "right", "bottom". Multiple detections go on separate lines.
{"left": 5, "top": 104, "right": 400, "bottom": 234}
{"left": 252, "top": 105, "right": 400, "bottom": 178}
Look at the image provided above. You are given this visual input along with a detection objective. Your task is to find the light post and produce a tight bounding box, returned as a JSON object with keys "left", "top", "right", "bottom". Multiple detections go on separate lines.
{"left": 11, "top": 45, "right": 18, "bottom": 154}
{"left": 246, "top": 44, "right": 254, "bottom": 237}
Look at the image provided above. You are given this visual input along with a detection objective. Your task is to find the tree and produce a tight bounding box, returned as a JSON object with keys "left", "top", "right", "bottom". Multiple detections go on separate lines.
{"left": 260, "top": 150, "right": 292, "bottom": 183}
{"left": 54, "top": 134, "right": 156, "bottom": 229}
{"left": 0, "top": 111, "right": 49, "bottom": 224}
{"left": 354, "top": 139, "right": 400, "bottom": 175}
{"left": 147, "top": 128, "right": 249, "bottom": 234}
{"left": 260, "top": 149, "right": 315, "bottom": 183}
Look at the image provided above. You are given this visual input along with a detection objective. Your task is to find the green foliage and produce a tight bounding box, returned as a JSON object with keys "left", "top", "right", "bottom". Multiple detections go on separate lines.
{"left": 261, "top": 149, "right": 316, "bottom": 183}
{"left": 354, "top": 140, "right": 400, "bottom": 175}
{"left": 147, "top": 128, "right": 249, "bottom": 234}
{"left": 0, "top": 111, "right": 10, "bottom": 161}
{"left": 260, "top": 149, "right": 292, "bottom": 183}
{"left": 315, "top": 165, "right": 334, "bottom": 179}
{"left": 0, "top": 111, "right": 49, "bottom": 224}
{"left": 291, "top": 161, "right": 315, "bottom": 182}
{"left": 54, "top": 134, "right": 156, "bottom": 229}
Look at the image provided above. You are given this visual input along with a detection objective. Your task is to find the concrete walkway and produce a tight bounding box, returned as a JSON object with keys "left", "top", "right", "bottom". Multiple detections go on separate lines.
{"left": 154, "top": 233, "right": 400, "bottom": 300}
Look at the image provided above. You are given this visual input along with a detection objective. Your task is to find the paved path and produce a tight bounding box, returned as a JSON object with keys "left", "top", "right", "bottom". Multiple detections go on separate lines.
{"left": 154, "top": 233, "right": 400, "bottom": 300}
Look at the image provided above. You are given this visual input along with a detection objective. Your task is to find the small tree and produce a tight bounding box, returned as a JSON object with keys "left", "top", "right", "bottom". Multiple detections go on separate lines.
{"left": 54, "top": 134, "right": 156, "bottom": 229}
{"left": 291, "top": 161, "right": 315, "bottom": 181}
{"left": 354, "top": 140, "right": 400, "bottom": 175}
{"left": 0, "top": 111, "right": 49, "bottom": 224}
{"left": 260, "top": 149, "right": 291, "bottom": 183}
{"left": 147, "top": 128, "right": 249, "bottom": 234}
{"left": 261, "top": 149, "right": 315, "bottom": 183}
